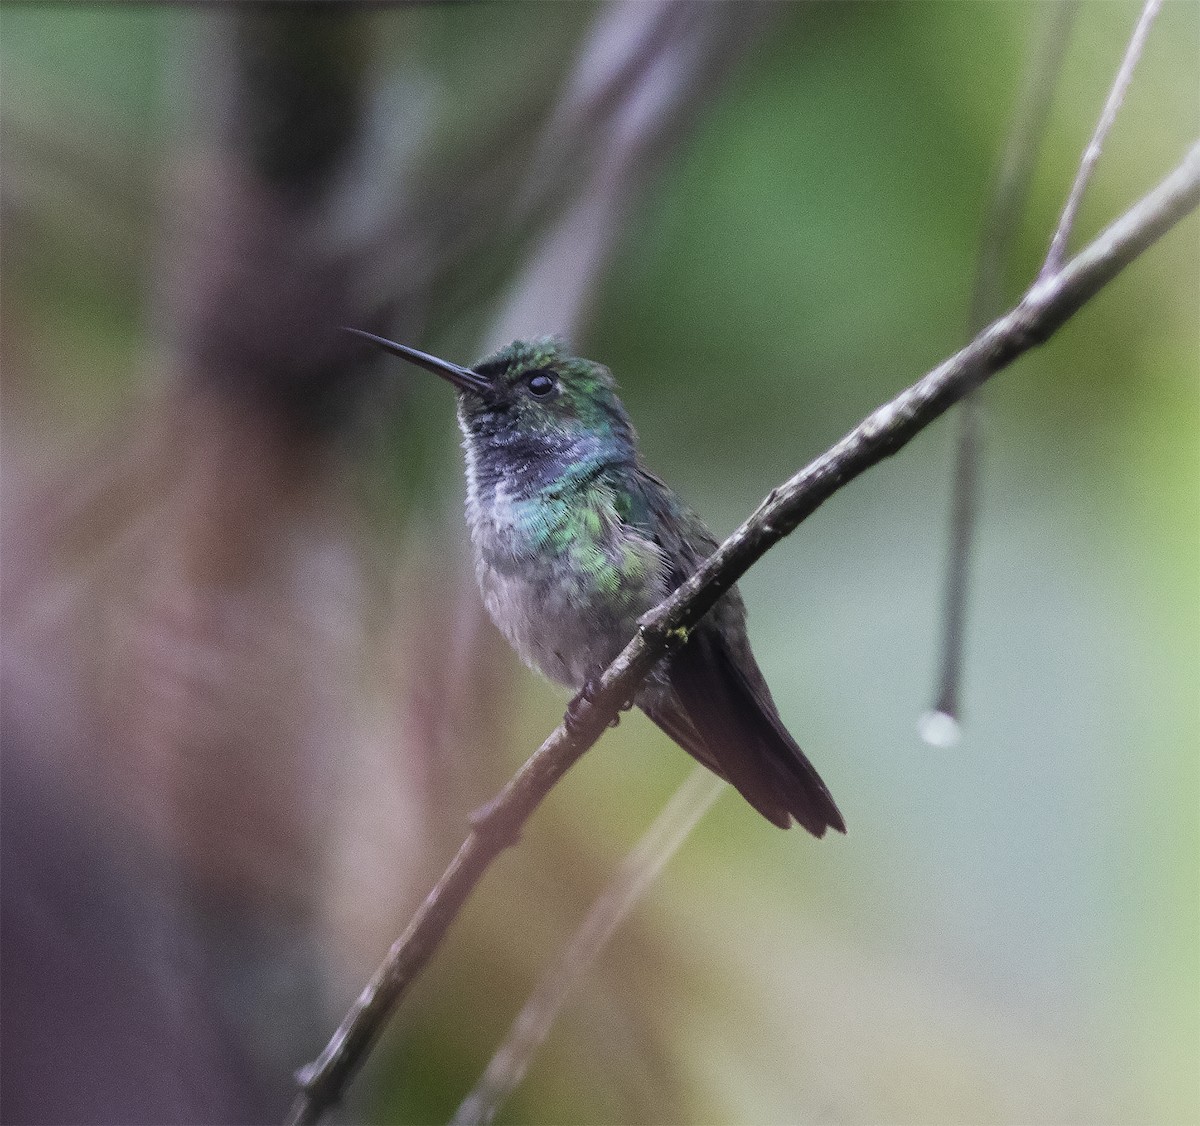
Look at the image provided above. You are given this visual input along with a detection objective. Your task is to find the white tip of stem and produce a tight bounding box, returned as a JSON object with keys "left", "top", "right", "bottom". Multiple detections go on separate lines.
{"left": 918, "top": 709, "right": 962, "bottom": 748}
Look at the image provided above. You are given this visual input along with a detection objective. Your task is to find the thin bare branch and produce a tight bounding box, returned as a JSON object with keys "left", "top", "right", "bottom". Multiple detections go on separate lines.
{"left": 452, "top": 767, "right": 726, "bottom": 1126}
{"left": 286, "top": 141, "right": 1200, "bottom": 1126}
{"left": 1040, "top": 0, "right": 1163, "bottom": 281}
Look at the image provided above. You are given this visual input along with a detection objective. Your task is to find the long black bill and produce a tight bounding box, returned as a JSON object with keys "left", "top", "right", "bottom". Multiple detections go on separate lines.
{"left": 344, "top": 327, "right": 492, "bottom": 395}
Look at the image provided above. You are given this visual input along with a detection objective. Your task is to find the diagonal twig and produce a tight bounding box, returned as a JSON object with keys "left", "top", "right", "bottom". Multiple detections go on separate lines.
{"left": 451, "top": 766, "right": 726, "bottom": 1126}
{"left": 1040, "top": 0, "right": 1163, "bottom": 282}
{"left": 286, "top": 141, "right": 1200, "bottom": 1126}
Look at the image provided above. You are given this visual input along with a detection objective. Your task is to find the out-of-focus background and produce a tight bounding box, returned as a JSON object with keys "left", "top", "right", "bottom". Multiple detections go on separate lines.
{"left": 2, "top": 3, "right": 1196, "bottom": 1124}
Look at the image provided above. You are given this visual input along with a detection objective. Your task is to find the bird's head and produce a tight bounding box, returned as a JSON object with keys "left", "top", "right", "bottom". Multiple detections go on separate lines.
{"left": 348, "top": 329, "right": 638, "bottom": 465}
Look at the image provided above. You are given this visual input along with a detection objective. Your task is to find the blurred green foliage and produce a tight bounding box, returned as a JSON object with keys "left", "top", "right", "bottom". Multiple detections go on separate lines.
{"left": 3, "top": 3, "right": 1196, "bottom": 1124}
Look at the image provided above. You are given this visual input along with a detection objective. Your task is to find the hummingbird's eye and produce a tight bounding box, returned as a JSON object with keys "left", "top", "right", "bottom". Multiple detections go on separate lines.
{"left": 525, "top": 371, "right": 557, "bottom": 397}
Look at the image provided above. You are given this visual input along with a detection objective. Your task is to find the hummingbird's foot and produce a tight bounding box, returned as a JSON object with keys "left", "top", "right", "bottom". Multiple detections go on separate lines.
{"left": 565, "top": 676, "right": 601, "bottom": 737}
{"left": 606, "top": 685, "right": 635, "bottom": 725}
{"left": 468, "top": 793, "right": 522, "bottom": 848}
{"left": 566, "top": 676, "right": 627, "bottom": 736}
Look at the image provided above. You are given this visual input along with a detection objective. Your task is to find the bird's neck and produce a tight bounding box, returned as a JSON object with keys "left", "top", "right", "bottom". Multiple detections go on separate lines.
{"left": 462, "top": 426, "right": 628, "bottom": 509}
{"left": 463, "top": 431, "right": 636, "bottom": 573}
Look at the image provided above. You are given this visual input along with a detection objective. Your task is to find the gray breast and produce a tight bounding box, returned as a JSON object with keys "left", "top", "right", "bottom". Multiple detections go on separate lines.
{"left": 461, "top": 430, "right": 667, "bottom": 689}
{"left": 469, "top": 510, "right": 666, "bottom": 691}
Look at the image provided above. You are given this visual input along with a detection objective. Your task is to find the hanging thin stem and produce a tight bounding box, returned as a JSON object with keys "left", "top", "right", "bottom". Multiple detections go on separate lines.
{"left": 924, "top": 0, "right": 1164, "bottom": 743}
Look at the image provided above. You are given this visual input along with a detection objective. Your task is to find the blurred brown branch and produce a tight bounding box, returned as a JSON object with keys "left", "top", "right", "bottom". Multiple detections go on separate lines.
{"left": 482, "top": 0, "right": 771, "bottom": 347}
{"left": 288, "top": 140, "right": 1200, "bottom": 1126}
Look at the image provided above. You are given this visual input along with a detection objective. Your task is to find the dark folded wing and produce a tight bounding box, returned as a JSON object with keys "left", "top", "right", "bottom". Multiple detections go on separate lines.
{"left": 617, "top": 465, "right": 845, "bottom": 836}
{"left": 647, "top": 627, "right": 844, "bottom": 835}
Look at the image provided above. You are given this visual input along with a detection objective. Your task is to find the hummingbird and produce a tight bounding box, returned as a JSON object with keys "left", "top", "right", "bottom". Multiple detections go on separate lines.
{"left": 348, "top": 328, "right": 844, "bottom": 837}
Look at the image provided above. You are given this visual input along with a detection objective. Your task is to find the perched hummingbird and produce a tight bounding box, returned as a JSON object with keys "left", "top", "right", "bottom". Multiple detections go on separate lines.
{"left": 349, "top": 329, "right": 844, "bottom": 837}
